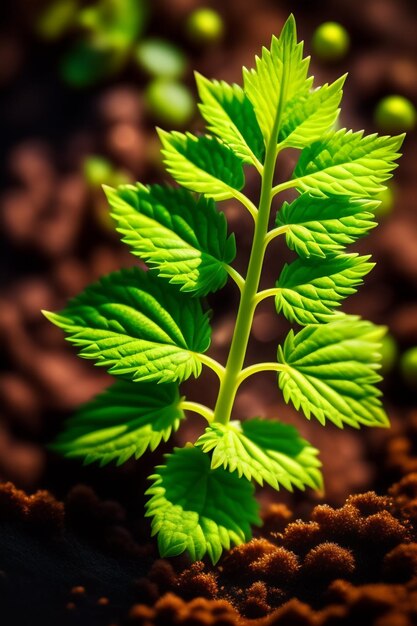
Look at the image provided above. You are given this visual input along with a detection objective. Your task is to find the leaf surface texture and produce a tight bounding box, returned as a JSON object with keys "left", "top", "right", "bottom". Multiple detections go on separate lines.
{"left": 44, "top": 267, "right": 211, "bottom": 383}
{"left": 107, "top": 184, "right": 236, "bottom": 296}
{"left": 196, "top": 419, "right": 322, "bottom": 491}
{"left": 53, "top": 381, "right": 184, "bottom": 466}
{"left": 145, "top": 446, "right": 260, "bottom": 564}
{"left": 278, "top": 318, "right": 388, "bottom": 429}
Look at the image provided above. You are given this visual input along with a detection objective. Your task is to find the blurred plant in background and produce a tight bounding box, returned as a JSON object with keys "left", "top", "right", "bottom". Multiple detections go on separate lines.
{"left": 36, "top": 0, "right": 148, "bottom": 86}
{"left": 34, "top": 0, "right": 224, "bottom": 127}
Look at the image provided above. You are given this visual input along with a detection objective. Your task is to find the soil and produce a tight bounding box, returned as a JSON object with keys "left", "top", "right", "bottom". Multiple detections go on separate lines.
{"left": 1, "top": 0, "right": 417, "bottom": 624}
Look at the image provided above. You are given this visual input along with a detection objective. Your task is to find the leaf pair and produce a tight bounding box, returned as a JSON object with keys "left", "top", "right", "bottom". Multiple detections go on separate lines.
{"left": 143, "top": 402, "right": 322, "bottom": 565}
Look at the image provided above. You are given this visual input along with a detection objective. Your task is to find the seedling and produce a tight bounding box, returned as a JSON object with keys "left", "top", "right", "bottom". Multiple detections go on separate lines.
{"left": 44, "top": 16, "right": 403, "bottom": 564}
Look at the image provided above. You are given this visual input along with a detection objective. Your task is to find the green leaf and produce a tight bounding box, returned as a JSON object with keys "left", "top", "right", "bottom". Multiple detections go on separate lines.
{"left": 145, "top": 446, "right": 261, "bottom": 564}
{"left": 158, "top": 130, "right": 245, "bottom": 201}
{"left": 278, "top": 317, "right": 389, "bottom": 429}
{"left": 196, "top": 73, "right": 265, "bottom": 165}
{"left": 43, "top": 267, "right": 210, "bottom": 384}
{"left": 52, "top": 381, "right": 184, "bottom": 466}
{"left": 196, "top": 419, "right": 322, "bottom": 492}
{"left": 276, "top": 194, "right": 378, "bottom": 259}
{"left": 293, "top": 129, "right": 404, "bottom": 198}
{"left": 275, "top": 254, "right": 374, "bottom": 325}
{"left": 105, "top": 184, "right": 236, "bottom": 296}
{"left": 243, "top": 14, "right": 312, "bottom": 144}
{"left": 278, "top": 75, "right": 345, "bottom": 149}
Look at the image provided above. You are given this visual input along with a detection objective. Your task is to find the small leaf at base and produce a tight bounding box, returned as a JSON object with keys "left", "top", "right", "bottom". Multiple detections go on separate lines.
{"left": 145, "top": 446, "right": 261, "bottom": 564}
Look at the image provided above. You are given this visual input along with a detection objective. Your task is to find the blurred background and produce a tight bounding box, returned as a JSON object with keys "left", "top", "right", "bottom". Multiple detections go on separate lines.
{"left": 0, "top": 0, "right": 417, "bottom": 517}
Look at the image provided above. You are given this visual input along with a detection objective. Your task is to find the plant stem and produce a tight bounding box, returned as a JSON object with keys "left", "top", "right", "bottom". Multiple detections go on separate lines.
{"left": 232, "top": 190, "right": 258, "bottom": 220}
{"left": 180, "top": 400, "right": 215, "bottom": 423}
{"left": 213, "top": 125, "right": 287, "bottom": 425}
{"left": 254, "top": 287, "right": 281, "bottom": 305}
{"left": 224, "top": 265, "right": 245, "bottom": 292}
{"left": 211, "top": 50, "right": 294, "bottom": 426}
{"left": 237, "top": 362, "right": 287, "bottom": 386}
{"left": 271, "top": 178, "right": 300, "bottom": 197}
{"left": 264, "top": 224, "right": 289, "bottom": 246}
{"left": 197, "top": 353, "right": 226, "bottom": 381}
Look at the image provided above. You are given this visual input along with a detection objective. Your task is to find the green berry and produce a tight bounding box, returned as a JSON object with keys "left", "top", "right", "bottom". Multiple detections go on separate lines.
{"left": 312, "top": 22, "right": 350, "bottom": 62}
{"left": 84, "top": 156, "right": 130, "bottom": 189}
{"left": 83, "top": 156, "right": 113, "bottom": 187}
{"left": 374, "top": 95, "right": 416, "bottom": 133}
{"left": 135, "top": 39, "right": 187, "bottom": 79}
{"left": 186, "top": 8, "right": 224, "bottom": 45}
{"left": 374, "top": 184, "right": 395, "bottom": 219}
{"left": 145, "top": 79, "right": 194, "bottom": 126}
{"left": 400, "top": 347, "right": 417, "bottom": 388}
{"left": 380, "top": 333, "right": 398, "bottom": 375}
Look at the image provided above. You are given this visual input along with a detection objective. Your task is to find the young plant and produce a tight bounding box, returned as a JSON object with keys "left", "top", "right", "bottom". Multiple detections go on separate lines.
{"left": 44, "top": 15, "right": 404, "bottom": 564}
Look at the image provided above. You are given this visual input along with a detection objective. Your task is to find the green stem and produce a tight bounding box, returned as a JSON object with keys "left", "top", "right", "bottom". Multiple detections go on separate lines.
{"left": 254, "top": 287, "right": 281, "bottom": 306}
{"left": 232, "top": 190, "right": 258, "bottom": 220}
{"left": 271, "top": 178, "right": 300, "bottom": 197}
{"left": 264, "top": 224, "right": 289, "bottom": 246}
{"left": 213, "top": 82, "right": 288, "bottom": 425}
{"left": 224, "top": 264, "right": 245, "bottom": 292}
{"left": 196, "top": 353, "right": 226, "bottom": 381}
{"left": 237, "top": 362, "right": 286, "bottom": 386}
{"left": 180, "top": 400, "right": 215, "bottom": 423}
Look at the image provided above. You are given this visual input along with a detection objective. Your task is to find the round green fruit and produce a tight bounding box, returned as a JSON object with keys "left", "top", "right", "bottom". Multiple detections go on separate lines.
{"left": 374, "top": 95, "right": 416, "bottom": 133}
{"left": 185, "top": 8, "right": 224, "bottom": 45}
{"left": 400, "top": 347, "right": 417, "bottom": 388}
{"left": 83, "top": 156, "right": 113, "bottom": 187}
{"left": 145, "top": 79, "right": 194, "bottom": 126}
{"left": 312, "top": 22, "right": 350, "bottom": 62}
{"left": 135, "top": 39, "right": 187, "bottom": 79}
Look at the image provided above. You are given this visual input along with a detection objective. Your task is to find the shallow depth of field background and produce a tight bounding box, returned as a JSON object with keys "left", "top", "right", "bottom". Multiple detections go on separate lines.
{"left": 1, "top": 0, "right": 417, "bottom": 517}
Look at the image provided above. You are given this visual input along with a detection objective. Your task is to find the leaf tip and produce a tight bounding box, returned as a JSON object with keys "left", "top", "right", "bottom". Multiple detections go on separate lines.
{"left": 42, "top": 309, "right": 64, "bottom": 327}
